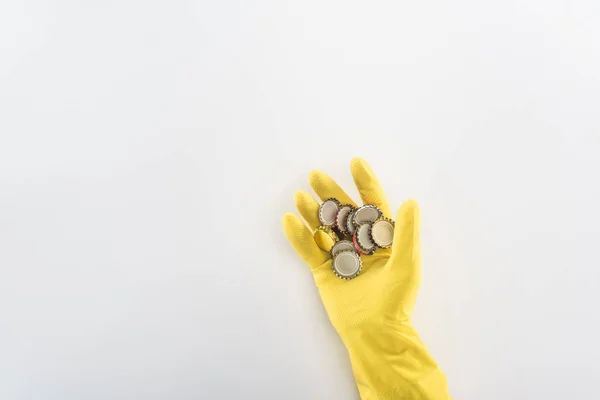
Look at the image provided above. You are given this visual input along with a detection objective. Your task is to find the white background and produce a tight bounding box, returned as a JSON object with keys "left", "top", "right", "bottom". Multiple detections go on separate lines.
{"left": 1, "top": 1, "right": 599, "bottom": 399}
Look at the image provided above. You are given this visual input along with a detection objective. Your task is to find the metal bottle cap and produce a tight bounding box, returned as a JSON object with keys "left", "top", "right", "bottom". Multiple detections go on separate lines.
{"left": 336, "top": 205, "right": 355, "bottom": 235}
{"left": 313, "top": 225, "right": 339, "bottom": 252}
{"left": 346, "top": 209, "right": 357, "bottom": 235}
{"left": 332, "top": 250, "right": 362, "bottom": 280}
{"left": 354, "top": 223, "right": 376, "bottom": 255}
{"left": 370, "top": 218, "right": 395, "bottom": 248}
{"left": 330, "top": 239, "right": 356, "bottom": 258}
{"left": 318, "top": 198, "right": 342, "bottom": 227}
{"left": 353, "top": 205, "right": 382, "bottom": 226}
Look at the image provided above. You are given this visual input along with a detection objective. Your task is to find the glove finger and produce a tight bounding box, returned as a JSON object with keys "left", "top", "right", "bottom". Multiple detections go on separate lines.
{"left": 350, "top": 157, "right": 392, "bottom": 218}
{"left": 389, "top": 199, "right": 421, "bottom": 271}
{"left": 294, "top": 190, "right": 321, "bottom": 230}
{"left": 309, "top": 170, "right": 357, "bottom": 206}
{"left": 387, "top": 199, "right": 422, "bottom": 311}
{"left": 282, "top": 213, "right": 329, "bottom": 269}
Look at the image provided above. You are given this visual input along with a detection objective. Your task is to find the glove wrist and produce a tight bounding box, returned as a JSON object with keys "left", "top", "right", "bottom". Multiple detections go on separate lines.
{"left": 340, "top": 320, "right": 451, "bottom": 400}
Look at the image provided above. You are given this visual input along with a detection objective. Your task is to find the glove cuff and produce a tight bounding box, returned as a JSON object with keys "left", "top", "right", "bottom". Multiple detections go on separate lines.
{"left": 342, "top": 320, "right": 451, "bottom": 399}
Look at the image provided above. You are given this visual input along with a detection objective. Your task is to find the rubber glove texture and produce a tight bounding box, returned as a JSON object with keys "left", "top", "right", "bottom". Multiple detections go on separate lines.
{"left": 282, "top": 158, "right": 451, "bottom": 400}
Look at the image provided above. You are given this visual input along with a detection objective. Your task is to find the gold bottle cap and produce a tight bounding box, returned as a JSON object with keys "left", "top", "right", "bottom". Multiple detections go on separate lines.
{"left": 370, "top": 217, "right": 395, "bottom": 248}
{"left": 330, "top": 239, "right": 356, "bottom": 258}
{"left": 313, "top": 225, "right": 339, "bottom": 252}
{"left": 353, "top": 205, "right": 382, "bottom": 226}
{"left": 332, "top": 250, "right": 362, "bottom": 280}
{"left": 318, "top": 198, "right": 342, "bottom": 227}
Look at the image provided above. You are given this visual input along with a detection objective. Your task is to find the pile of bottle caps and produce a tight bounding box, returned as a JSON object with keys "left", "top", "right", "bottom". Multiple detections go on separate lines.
{"left": 315, "top": 199, "right": 395, "bottom": 280}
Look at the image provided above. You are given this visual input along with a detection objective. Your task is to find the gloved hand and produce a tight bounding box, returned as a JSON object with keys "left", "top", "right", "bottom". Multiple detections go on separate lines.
{"left": 282, "top": 158, "right": 452, "bottom": 400}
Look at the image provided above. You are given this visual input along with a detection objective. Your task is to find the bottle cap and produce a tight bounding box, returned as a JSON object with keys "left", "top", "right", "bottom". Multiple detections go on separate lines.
{"left": 336, "top": 205, "right": 356, "bottom": 235}
{"left": 332, "top": 250, "right": 362, "bottom": 280}
{"left": 353, "top": 205, "right": 382, "bottom": 226}
{"left": 330, "top": 239, "right": 356, "bottom": 258}
{"left": 318, "top": 198, "right": 342, "bottom": 227}
{"left": 353, "top": 223, "right": 376, "bottom": 255}
{"left": 346, "top": 209, "right": 358, "bottom": 236}
{"left": 370, "top": 217, "right": 395, "bottom": 248}
{"left": 313, "top": 225, "right": 339, "bottom": 252}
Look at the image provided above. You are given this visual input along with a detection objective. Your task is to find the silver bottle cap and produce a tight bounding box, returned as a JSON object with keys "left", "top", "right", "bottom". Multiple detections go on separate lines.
{"left": 330, "top": 239, "right": 356, "bottom": 258}
{"left": 332, "top": 250, "right": 362, "bottom": 280}
{"left": 353, "top": 205, "right": 382, "bottom": 226}
{"left": 371, "top": 218, "right": 395, "bottom": 248}
{"left": 355, "top": 223, "right": 376, "bottom": 255}
{"left": 336, "top": 205, "right": 355, "bottom": 235}
{"left": 318, "top": 198, "right": 341, "bottom": 227}
{"left": 346, "top": 209, "right": 357, "bottom": 235}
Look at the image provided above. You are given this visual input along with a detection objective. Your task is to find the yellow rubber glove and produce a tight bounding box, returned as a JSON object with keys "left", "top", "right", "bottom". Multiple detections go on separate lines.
{"left": 282, "top": 158, "right": 452, "bottom": 400}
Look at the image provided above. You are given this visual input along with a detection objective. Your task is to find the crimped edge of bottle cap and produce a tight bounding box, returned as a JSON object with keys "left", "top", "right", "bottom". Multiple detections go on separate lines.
{"left": 318, "top": 198, "right": 342, "bottom": 227}
{"left": 370, "top": 217, "right": 395, "bottom": 248}
{"left": 352, "top": 205, "right": 382, "bottom": 226}
{"left": 336, "top": 204, "right": 356, "bottom": 235}
{"left": 354, "top": 223, "right": 376, "bottom": 255}
{"left": 313, "top": 225, "right": 339, "bottom": 252}
{"left": 332, "top": 250, "right": 362, "bottom": 280}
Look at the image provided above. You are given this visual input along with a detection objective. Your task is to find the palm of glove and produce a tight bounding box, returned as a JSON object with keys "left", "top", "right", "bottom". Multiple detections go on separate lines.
{"left": 282, "top": 158, "right": 422, "bottom": 341}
